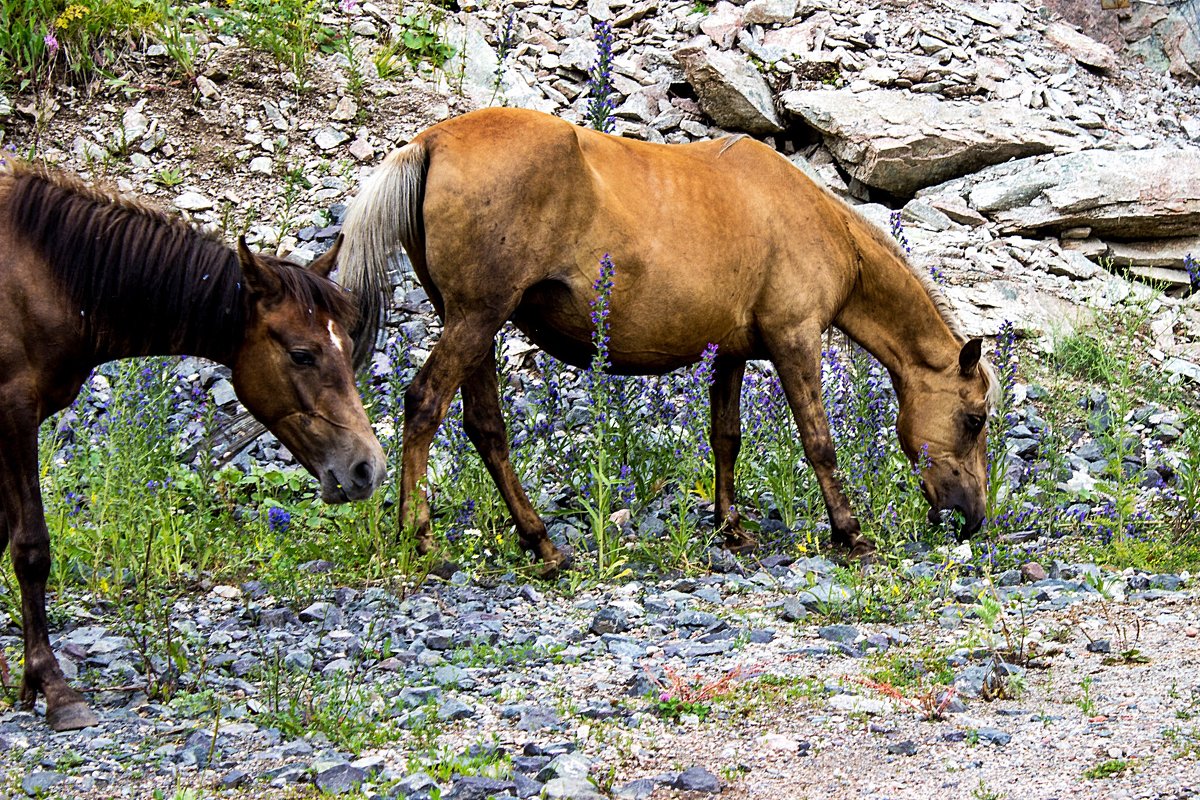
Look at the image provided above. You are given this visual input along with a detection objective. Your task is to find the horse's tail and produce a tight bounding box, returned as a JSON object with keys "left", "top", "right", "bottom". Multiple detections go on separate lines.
{"left": 338, "top": 142, "right": 428, "bottom": 369}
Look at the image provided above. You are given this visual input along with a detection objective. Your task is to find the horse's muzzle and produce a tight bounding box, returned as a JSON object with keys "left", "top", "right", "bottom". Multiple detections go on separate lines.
{"left": 926, "top": 503, "right": 985, "bottom": 539}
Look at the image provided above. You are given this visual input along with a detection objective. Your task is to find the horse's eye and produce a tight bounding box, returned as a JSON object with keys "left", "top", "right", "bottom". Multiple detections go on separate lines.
{"left": 289, "top": 349, "right": 317, "bottom": 367}
{"left": 965, "top": 414, "right": 986, "bottom": 435}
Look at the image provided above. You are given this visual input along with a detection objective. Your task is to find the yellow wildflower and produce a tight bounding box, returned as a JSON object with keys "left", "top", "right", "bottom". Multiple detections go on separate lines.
{"left": 55, "top": 3, "right": 90, "bottom": 32}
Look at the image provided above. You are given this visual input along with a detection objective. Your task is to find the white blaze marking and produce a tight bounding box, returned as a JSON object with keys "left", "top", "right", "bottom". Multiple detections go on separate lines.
{"left": 328, "top": 319, "right": 346, "bottom": 354}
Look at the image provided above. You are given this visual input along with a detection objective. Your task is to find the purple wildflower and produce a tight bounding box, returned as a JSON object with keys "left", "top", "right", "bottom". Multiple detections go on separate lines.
{"left": 44, "top": 31, "right": 59, "bottom": 55}
{"left": 339, "top": 0, "right": 359, "bottom": 12}
{"left": 267, "top": 506, "right": 291, "bottom": 533}
{"left": 586, "top": 21, "right": 616, "bottom": 133}
{"left": 1185, "top": 253, "right": 1198, "bottom": 292}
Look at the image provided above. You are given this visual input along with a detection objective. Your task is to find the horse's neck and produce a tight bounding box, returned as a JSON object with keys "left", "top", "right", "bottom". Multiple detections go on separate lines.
{"left": 82, "top": 249, "right": 243, "bottom": 367}
{"left": 833, "top": 247, "right": 959, "bottom": 382}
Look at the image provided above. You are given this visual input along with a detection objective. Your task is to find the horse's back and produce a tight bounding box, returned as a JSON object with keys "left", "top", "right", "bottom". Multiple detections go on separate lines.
{"left": 413, "top": 108, "right": 859, "bottom": 367}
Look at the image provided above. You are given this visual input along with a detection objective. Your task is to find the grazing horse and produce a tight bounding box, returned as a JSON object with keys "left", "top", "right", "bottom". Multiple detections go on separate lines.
{"left": 337, "top": 107, "right": 997, "bottom": 571}
{"left": 0, "top": 161, "right": 386, "bottom": 731}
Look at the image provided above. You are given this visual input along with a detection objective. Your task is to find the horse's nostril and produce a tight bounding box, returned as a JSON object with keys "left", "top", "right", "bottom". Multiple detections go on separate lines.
{"left": 352, "top": 460, "right": 374, "bottom": 488}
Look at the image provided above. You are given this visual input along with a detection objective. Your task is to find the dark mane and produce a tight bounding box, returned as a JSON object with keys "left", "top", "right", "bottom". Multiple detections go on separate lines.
{"left": 0, "top": 161, "right": 356, "bottom": 360}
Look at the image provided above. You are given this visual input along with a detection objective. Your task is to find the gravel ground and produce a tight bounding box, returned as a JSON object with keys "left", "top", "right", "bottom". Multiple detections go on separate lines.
{"left": 4, "top": 554, "right": 1200, "bottom": 799}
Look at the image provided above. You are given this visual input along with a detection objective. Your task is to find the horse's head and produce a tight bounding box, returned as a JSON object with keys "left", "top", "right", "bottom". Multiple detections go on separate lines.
{"left": 230, "top": 236, "right": 386, "bottom": 503}
{"left": 895, "top": 339, "right": 995, "bottom": 537}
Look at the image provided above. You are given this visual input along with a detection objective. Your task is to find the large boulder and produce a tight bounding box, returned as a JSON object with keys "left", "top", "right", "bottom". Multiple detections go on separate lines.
{"left": 920, "top": 148, "right": 1200, "bottom": 238}
{"left": 675, "top": 45, "right": 784, "bottom": 134}
{"left": 780, "top": 89, "right": 1086, "bottom": 196}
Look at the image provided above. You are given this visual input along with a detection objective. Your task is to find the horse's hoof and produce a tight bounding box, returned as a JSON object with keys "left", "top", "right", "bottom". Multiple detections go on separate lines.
{"left": 47, "top": 701, "right": 99, "bottom": 732}
{"left": 723, "top": 535, "right": 758, "bottom": 556}
{"left": 848, "top": 541, "right": 878, "bottom": 565}
{"left": 534, "top": 546, "right": 573, "bottom": 579}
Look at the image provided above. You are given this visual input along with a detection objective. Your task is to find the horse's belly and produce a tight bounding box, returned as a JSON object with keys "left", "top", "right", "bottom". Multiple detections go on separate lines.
{"left": 513, "top": 279, "right": 755, "bottom": 374}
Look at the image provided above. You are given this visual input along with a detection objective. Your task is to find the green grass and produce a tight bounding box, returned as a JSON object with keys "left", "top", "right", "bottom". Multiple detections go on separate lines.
{"left": 1083, "top": 758, "right": 1132, "bottom": 779}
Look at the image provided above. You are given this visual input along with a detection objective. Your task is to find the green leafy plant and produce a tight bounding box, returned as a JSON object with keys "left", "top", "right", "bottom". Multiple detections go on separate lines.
{"left": 1083, "top": 759, "right": 1132, "bottom": 779}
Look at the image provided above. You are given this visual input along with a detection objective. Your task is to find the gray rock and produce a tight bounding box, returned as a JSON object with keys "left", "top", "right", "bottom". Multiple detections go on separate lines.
{"left": 437, "top": 697, "right": 476, "bottom": 721}
{"left": 934, "top": 148, "right": 1200, "bottom": 238}
{"left": 673, "top": 766, "right": 720, "bottom": 792}
{"left": 299, "top": 601, "right": 343, "bottom": 629}
{"left": 590, "top": 605, "right": 630, "bottom": 635}
{"left": 447, "top": 776, "right": 516, "bottom": 799}
{"left": 174, "top": 191, "right": 213, "bottom": 211}
{"left": 314, "top": 763, "right": 367, "bottom": 794}
{"left": 1044, "top": 22, "right": 1117, "bottom": 72}
{"left": 314, "top": 126, "right": 350, "bottom": 151}
{"left": 818, "top": 624, "right": 859, "bottom": 644}
{"left": 22, "top": 772, "right": 66, "bottom": 796}
{"left": 781, "top": 89, "right": 1085, "bottom": 196}
{"left": 675, "top": 45, "right": 783, "bottom": 134}
{"left": 542, "top": 776, "right": 604, "bottom": 799}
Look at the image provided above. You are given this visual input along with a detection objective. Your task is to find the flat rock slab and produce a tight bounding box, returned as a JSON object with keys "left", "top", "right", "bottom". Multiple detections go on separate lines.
{"left": 923, "top": 147, "right": 1200, "bottom": 237}
{"left": 780, "top": 89, "right": 1086, "bottom": 195}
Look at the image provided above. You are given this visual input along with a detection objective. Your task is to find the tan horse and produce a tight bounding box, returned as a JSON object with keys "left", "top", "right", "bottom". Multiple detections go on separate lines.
{"left": 0, "top": 162, "right": 386, "bottom": 731}
{"left": 338, "top": 107, "right": 997, "bottom": 571}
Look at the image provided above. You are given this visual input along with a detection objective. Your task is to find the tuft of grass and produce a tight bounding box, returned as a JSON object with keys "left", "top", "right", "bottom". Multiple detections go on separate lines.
{"left": 1082, "top": 759, "right": 1132, "bottom": 779}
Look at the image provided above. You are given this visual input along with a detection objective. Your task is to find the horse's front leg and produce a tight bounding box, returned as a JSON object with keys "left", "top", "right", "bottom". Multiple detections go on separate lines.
{"left": 399, "top": 314, "right": 504, "bottom": 568}
{"left": 710, "top": 358, "right": 755, "bottom": 553}
{"left": 460, "top": 347, "right": 568, "bottom": 575}
{"left": 0, "top": 402, "right": 98, "bottom": 731}
{"left": 765, "top": 326, "right": 876, "bottom": 561}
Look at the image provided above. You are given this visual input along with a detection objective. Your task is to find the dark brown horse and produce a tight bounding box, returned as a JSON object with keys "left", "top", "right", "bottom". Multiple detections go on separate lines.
{"left": 0, "top": 161, "right": 386, "bottom": 731}
{"left": 338, "top": 107, "right": 997, "bottom": 570}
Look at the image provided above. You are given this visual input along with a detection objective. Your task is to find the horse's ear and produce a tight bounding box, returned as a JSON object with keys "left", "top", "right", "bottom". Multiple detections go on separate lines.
{"left": 959, "top": 338, "right": 983, "bottom": 376}
{"left": 307, "top": 234, "right": 343, "bottom": 279}
{"left": 237, "top": 235, "right": 282, "bottom": 299}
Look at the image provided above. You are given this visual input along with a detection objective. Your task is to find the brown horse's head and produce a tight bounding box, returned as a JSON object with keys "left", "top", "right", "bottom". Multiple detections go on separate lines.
{"left": 896, "top": 339, "right": 995, "bottom": 537}
{"left": 231, "top": 236, "right": 385, "bottom": 502}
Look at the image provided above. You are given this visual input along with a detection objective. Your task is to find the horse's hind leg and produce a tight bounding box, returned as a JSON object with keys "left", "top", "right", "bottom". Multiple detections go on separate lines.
{"left": 0, "top": 401, "right": 98, "bottom": 731}
{"left": 711, "top": 358, "right": 755, "bottom": 553}
{"left": 399, "top": 312, "right": 508, "bottom": 562}
{"left": 764, "top": 325, "right": 876, "bottom": 561}
{"left": 461, "top": 348, "right": 568, "bottom": 574}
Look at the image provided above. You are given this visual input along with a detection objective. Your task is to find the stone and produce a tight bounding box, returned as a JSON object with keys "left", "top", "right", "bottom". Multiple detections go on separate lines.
{"left": 299, "top": 601, "right": 343, "bottom": 629}
{"left": 314, "top": 126, "right": 350, "bottom": 151}
{"left": 1107, "top": 237, "right": 1200, "bottom": 271}
{"left": 331, "top": 96, "right": 358, "bottom": 121}
{"left": 195, "top": 75, "right": 220, "bottom": 99}
{"left": 542, "top": 776, "right": 605, "bottom": 799}
{"left": 940, "top": 148, "right": 1200, "bottom": 238}
{"left": 1019, "top": 562, "right": 1047, "bottom": 582}
{"left": 818, "top": 624, "right": 859, "bottom": 644}
{"left": 249, "top": 156, "right": 273, "bottom": 175}
{"left": 781, "top": 90, "right": 1085, "bottom": 196}
{"left": 698, "top": 2, "right": 744, "bottom": 49}
{"left": 743, "top": 0, "right": 797, "bottom": 25}
{"left": 675, "top": 45, "right": 784, "bottom": 134}
{"left": 673, "top": 766, "right": 720, "bottom": 792}
{"left": 590, "top": 605, "right": 630, "bottom": 635}
{"left": 1044, "top": 22, "right": 1118, "bottom": 72}
{"left": 448, "top": 777, "right": 516, "bottom": 799}
{"left": 174, "top": 191, "right": 213, "bottom": 211}
{"left": 314, "top": 763, "right": 367, "bottom": 794}
{"left": 121, "top": 108, "right": 149, "bottom": 143}
{"left": 347, "top": 136, "right": 375, "bottom": 162}
{"left": 887, "top": 739, "right": 918, "bottom": 755}
{"left": 22, "top": 772, "right": 66, "bottom": 796}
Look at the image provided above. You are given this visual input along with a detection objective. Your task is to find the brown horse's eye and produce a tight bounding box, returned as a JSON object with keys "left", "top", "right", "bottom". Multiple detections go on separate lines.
{"left": 965, "top": 414, "right": 986, "bottom": 435}
{"left": 289, "top": 349, "right": 317, "bottom": 367}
